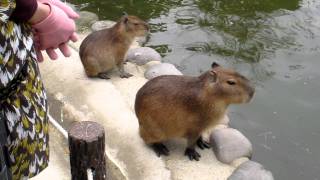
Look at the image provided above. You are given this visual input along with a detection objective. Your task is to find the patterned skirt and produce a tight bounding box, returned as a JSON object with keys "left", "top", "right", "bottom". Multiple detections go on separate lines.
{"left": 0, "top": 21, "right": 49, "bottom": 180}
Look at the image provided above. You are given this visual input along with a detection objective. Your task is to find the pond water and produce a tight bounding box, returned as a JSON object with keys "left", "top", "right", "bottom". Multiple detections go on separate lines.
{"left": 70, "top": 0, "right": 320, "bottom": 179}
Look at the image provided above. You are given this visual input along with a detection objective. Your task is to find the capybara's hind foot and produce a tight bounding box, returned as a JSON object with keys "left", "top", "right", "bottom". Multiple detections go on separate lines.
{"left": 120, "top": 72, "right": 133, "bottom": 78}
{"left": 151, "top": 143, "right": 169, "bottom": 157}
{"left": 197, "top": 136, "right": 211, "bottom": 150}
{"left": 118, "top": 63, "right": 133, "bottom": 78}
{"left": 185, "top": 148, "right": 201, "bottom": 161}
{"left": 98, "top": 72, "right": 110, "bottom": 79}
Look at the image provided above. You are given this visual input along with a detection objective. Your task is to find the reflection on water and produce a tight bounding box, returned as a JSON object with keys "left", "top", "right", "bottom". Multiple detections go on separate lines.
{"left": 70, "top": 0, "right": 320, "bottom": 179}
{"left": 190, "top": 0, "right": 300, "bottom": 62}
{"left": 71, "top": 0, "right": 184, "bottom": 20}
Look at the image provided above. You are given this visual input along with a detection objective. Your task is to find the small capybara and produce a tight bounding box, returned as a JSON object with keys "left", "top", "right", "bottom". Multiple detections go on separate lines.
{"left": 79, "top": 14, "right": 149, "bottom": 79}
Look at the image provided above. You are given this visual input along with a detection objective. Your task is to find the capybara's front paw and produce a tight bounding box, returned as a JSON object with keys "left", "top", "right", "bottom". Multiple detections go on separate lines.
{"left": 197, "top": 136, "right": 211, "bottom": 150}
{"left": 151, "top": 143, "right": 169, "bottom": 157}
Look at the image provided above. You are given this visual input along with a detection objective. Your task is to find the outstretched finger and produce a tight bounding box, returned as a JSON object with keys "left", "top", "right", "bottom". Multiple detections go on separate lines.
{"left": 36, "top": 49, "right": 44, "bottom": 62}
{"left": 70, "top": 32, "right": 78, "bottom": 42}
{"left": 46, "top": 48, "right": 58, "bottom": 60}
{"left": 59, "top": 43, "right": 71, "bottom": 57}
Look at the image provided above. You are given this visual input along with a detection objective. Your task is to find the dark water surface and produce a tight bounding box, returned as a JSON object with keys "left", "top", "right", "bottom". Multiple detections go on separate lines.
{"left": 70, "top": 0, "right": 320, "bottom": 179}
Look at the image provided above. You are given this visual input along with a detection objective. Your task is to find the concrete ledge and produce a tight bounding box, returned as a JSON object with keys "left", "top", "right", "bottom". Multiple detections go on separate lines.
{"left": 38, "top": 34, "right": 242, "bottom": 180}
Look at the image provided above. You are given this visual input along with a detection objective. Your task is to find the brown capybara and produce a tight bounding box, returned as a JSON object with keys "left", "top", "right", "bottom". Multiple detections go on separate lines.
{"left": 135, "top": 62, "right": 255, "bottom": 161}
{"left": 79, "top": 14, "right": 149, "bottom": 79}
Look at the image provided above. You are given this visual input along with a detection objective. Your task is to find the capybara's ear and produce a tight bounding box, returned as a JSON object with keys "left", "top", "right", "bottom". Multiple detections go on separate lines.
{"left": 123, "top": 16, "right": 128, "bottom": 24}
{"left": 211, "top": 62, "right": 220, "bottom": 69}
{"left": 122, "top": 12, "right": 128, "bottom": 24}
{"left": 209, "top": 70, "right": 218, "bottom": 83}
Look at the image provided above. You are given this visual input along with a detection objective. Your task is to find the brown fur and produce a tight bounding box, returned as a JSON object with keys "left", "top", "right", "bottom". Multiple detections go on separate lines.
{"left": 135, "top": 63, "right": 255, "bottom": 160}
{"left": 79, "top": 15, "right": 149, "bottom": 79}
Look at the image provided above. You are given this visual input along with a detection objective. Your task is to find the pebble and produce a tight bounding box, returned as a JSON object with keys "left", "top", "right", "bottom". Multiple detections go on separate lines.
{"left": 228, "top": 161, "right": 274, "bottom": 180}
{"left": 91, "top": 20, "right": 116, "bottom": 31}
{"left": 144, "top": 63, "right": 182, "bottom": 79}
{"left": 210, "top": 128, "right": 253, "bottom": 164}
{"left": 76, "top": 11, "right": 99, "bottom": 31}
{"left": 126, "top": 47, "right": 161, "bottom": 65}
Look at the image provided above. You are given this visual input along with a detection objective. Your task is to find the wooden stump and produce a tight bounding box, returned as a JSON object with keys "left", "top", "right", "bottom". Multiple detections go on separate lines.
{"left": 68, "top": 121, "right": 106, "bottom": 180}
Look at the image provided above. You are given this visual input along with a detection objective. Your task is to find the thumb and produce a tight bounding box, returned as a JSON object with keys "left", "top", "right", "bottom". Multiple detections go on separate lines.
{"left": 52, "top": 0, "right": 79, "bottom": 19}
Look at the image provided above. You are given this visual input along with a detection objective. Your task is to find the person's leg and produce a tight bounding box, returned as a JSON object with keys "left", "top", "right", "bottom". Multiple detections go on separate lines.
{"left": 3, "top": 54, "right": 49, "bottom": 179}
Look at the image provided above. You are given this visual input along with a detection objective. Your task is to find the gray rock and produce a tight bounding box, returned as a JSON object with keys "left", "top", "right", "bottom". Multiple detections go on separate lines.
{"left": 126, "top": 47, "right": 161, "bottom": 65}
{"left": 76, "top": 11, "right": 99, "bottom": 31}
{"left": 91, "top": 20, "right": 116, "bottom": 31}
{"left": 210, "top": 128, "right": 252, "bottom": 164}
{"left": 145, "top": 63, "right": 183, "bottom": 79}
{"left": 228, "top": 161, "right": 274, "bottom": 180}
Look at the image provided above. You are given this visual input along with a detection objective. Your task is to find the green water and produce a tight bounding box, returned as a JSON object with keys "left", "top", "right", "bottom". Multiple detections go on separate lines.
{"left": 70, "top": 0, "right": 320, "bottom": 179}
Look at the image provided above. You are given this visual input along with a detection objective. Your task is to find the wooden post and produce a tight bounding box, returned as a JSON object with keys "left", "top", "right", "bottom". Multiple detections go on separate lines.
{"left": 68, "top": 121, "right": 106, "bottom": 180}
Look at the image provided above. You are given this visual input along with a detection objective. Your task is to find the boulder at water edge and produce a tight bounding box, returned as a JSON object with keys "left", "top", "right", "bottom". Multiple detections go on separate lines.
{"left": 91, "top": 20, "right": 116, "bottom": 31}
{"left": 228, "top": 161, "right": 274, "bottom": 180}
{"left": 126, "top": 47, "right": 161, "bottom": 66}
{"left": 76, "top": 11, "right": 99, "bottom": 31}
{"left": 144, "top": 63, "right": 182, "bottom": 79}
{"left": 210, "top": 128, "right": 253, "bottom": 164}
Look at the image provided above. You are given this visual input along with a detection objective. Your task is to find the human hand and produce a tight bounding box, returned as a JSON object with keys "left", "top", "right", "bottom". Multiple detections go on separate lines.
{"left": 32, "top": 1, "right": 79, "bottom": 61}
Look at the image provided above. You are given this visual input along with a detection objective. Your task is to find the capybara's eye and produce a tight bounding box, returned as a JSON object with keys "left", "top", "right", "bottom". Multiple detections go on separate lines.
{"left": 227, "top": 80, "right": 236, "bottom": 85}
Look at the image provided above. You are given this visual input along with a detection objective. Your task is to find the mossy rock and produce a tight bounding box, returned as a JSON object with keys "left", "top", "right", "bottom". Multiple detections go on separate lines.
{"left": 76, "top": 11, "right": 99, "bottom": 32}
